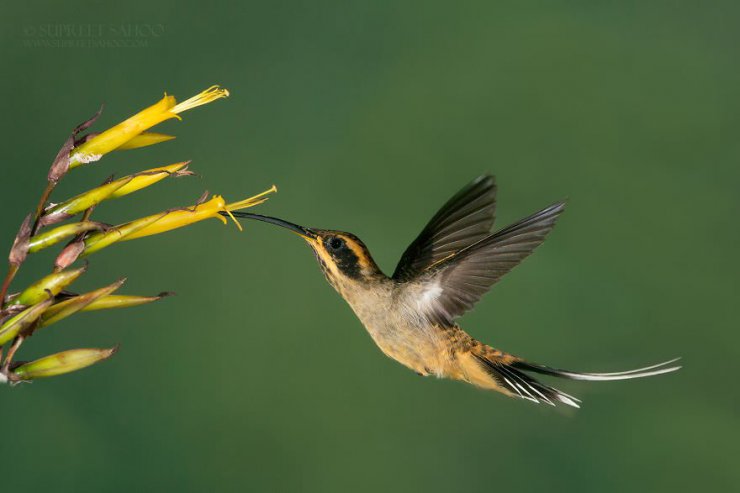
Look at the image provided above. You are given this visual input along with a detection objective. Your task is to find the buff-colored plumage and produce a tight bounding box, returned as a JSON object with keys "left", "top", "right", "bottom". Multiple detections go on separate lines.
{"left": 229, "top": 175, "right": 680, "bottom": 408}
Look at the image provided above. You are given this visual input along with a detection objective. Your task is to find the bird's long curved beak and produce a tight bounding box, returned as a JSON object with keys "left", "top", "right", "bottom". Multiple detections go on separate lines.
{"left": 225, "top": 211, "right": 318, "bottom": 240}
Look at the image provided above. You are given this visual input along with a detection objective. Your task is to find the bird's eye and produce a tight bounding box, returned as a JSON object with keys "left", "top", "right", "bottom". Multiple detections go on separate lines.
{"left": 327, "top": 237, "right": 344, "bottom": 250}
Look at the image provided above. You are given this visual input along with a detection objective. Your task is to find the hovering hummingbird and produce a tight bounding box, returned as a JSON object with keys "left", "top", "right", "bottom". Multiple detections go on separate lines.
{"left": 226, "top": 175, "right": 680, "bottom": 407}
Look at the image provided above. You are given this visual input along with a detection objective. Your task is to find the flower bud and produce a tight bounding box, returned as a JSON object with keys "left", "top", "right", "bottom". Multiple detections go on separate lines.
{"left": 82, "top": 292, "right": 172, "bottom": 312}
{"left": 28, "top": 221, "right": 105, "bottom": 253}
{"left": 0, "top": 299, "right": 53, "bottom": 345}
{"left": 107, "top": 162, "right": 191, "bottom": 199}
{"left": 13, "top": 265, "right": 87, "bottom": 306}
{"left": 12, "top": 347, "right": 117, "bottom": 380}
{"left": 38, "top": 279, "right": 125, "bottom": 328}
{"left": 40, "top": 178, "right": 133, "bottom": 226}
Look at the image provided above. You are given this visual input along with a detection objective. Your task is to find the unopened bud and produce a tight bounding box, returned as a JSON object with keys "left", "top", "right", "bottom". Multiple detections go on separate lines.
{"left": 28, "top": 221, "right": 106, "bottom": 254}
{"left": 82, "top": 291, "right": 173, "bottom": 312}
{"left": 12, "top": 347, "right": 117, "bottom": 380}
{"left": 0, "top": 298, "right": 53, "bottom": 345}
{"left": 39, "top": 279, "right": 125, "bottom": 328}
{"left": 13, "top": 265, "right": 87, "bottom": 306}
{"left": 107, "top": 162, "right": 191, "bottom": 199}
{"left": 40, "top": 178, "right": 134, "bottom": 227}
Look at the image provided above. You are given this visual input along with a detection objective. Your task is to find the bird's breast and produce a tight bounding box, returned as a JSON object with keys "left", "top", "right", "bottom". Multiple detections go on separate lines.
{"left": 343, "top": 284, "right": 450, "bottom": 376}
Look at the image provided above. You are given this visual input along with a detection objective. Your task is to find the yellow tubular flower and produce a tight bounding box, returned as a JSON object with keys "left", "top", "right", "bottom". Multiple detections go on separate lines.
{"left": 114, "top": 132, "right": 175, "bottom": 151}
{"left": 42, "top": 162, "right": 190, "bottom": 228}
{"left": 108, "top": 162, "right": 191, "bottom": 199}
{"left": 69, "top": 86, "right": 229, "bottom": 168}
{"left": 121, "top": 186, "right": 277, "bottom": 241}
{"left": 81, "top": 213, "right": 166, "bottom": 256}
{"left": 41, "top": 178, "right": 134, "bottom": 225}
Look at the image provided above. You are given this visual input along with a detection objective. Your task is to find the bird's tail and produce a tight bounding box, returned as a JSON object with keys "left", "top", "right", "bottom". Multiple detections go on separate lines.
{"left": 462, "top": 345, "right": 681, "bottom": 408}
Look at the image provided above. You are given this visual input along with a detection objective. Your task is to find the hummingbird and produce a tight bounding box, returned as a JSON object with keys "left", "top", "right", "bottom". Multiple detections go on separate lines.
{"left": 226, "top": 175, "right": 680, "bottom": 407}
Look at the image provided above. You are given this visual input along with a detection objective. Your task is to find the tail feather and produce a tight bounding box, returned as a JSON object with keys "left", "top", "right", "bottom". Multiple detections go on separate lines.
{"left": 512, "top": 358, "right": 682, "bottom": 382}
{"left": 471, "top": 349, "right": 681, "bottom": 408}
{"left": 473, "top": 354, "right": 583, "bottom": 408}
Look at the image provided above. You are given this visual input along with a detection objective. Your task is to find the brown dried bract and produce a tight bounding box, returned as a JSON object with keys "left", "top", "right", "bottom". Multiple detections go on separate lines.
{"left": 172, "top": 163, "right": 195, "bottom": 178}
{"left": 195, "top": 190, "right": 210, "bottom": 206}
{"left": 74, "top": 132, "right": 100, "bottom": 146}
{"left": 37, "top": 210, "right": 72, "bottom": 228}
{"left": 73, "top": 105, "right": 104, "bottom": 135}
{"left": 55, "top": 241, "right": 85, "bottom": 270}
{"left": 47, "top": 135, "right": 75, "bottom": 184}
{"left": 48, "top": 105, "right": 104, "bottom": 184}
{"left": 8, "top": 214, "right": 32, "bottom": 267}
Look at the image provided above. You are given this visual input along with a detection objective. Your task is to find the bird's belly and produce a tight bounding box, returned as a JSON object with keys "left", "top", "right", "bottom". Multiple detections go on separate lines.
{"left": 360, "top": 316, "right": 446, "bottom": 376}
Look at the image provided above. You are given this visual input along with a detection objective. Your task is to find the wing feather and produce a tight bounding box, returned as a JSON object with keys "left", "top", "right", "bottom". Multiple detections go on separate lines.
{"left": 393, "top": 175, "right": 497, "bottom": 281}
{"left": 418, "top": 201, "right": 566, "bottom": 323}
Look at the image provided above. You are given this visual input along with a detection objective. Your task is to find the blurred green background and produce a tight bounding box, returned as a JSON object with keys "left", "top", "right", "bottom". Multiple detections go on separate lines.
{"left": 0, "top": 1, "right": 737, "bottom": 491}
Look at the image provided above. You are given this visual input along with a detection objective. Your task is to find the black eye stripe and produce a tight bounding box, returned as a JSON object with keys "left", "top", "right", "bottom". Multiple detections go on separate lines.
{"left": 321, "top": 235, "right": 361, "bottom": 279}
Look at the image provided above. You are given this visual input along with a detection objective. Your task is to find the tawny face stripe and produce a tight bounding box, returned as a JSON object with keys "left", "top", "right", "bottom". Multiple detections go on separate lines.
{"left": 340, "top": 234, "right": 375, "bottom": 273}
{"left": 305, "top": 232, "right": 379, "bottom": 282}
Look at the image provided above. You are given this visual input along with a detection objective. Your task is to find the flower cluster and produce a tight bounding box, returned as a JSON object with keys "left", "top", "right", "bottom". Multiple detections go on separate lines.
{"left": 0, "top": 86, "right": 273, "bottom": 384}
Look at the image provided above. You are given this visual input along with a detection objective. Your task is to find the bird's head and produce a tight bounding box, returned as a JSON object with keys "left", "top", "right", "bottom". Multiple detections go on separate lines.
{"left": 227, "top": 212, "right": 384, "bottom": 293}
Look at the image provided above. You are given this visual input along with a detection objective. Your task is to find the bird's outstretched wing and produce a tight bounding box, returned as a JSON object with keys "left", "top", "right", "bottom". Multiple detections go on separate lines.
{"left": 393, "top": 175, "right": 497, "bottom": 282}
{"left": 414, "top": 201, "right": 566, "bottom": 324}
